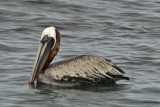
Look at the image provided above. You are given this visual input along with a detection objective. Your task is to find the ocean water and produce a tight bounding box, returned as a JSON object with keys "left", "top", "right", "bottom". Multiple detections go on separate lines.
{"left": 0, "top": 0, "right": 160, "bottom": 107}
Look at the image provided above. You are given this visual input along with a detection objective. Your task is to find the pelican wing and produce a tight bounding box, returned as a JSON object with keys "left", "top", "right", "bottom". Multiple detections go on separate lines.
{"left": 44, "top": 55, "right": 129, "bottom": 84}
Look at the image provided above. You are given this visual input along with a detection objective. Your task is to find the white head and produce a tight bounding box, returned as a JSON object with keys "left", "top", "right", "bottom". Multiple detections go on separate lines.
{"left": 41, "top": 26, "right": 56, "bottom": 45}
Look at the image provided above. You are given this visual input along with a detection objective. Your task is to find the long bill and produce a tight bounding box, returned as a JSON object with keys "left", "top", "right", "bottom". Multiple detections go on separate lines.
{"left": 29, "top": 36, "right": 55, "bottom": 84}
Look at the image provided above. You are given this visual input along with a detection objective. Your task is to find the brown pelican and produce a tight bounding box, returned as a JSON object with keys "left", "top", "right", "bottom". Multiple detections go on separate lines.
{"left": 29, "top": 26, "right": 129, "bottom": 86}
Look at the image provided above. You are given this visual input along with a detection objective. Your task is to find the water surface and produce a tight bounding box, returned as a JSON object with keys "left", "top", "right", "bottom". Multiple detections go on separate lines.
{"left": 0, "top": 0, "right": 160, "bottom": 107}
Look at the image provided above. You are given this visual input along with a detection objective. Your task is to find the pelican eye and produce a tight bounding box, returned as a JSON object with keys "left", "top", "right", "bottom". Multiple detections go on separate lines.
{"left": 41, "top": 35, "right": 49, "bottom": 44}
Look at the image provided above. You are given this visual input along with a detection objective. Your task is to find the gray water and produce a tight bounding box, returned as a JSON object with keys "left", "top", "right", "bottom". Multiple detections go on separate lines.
{"left": 0, "top": 0, "right": 160, "bottom": 107}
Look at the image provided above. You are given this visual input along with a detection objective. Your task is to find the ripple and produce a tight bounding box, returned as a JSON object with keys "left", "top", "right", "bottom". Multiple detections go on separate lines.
{"left": 0, "top": 0, "right": 160, "bottom": 106}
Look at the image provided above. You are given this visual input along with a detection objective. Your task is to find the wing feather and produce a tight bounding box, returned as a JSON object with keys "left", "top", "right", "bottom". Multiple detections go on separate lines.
{"left": 44, "top": 55, "right": 129, "bottom": 84}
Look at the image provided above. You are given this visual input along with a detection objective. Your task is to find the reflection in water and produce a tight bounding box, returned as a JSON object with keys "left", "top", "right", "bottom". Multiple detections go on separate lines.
{"left": 35, "top": 82, "right": 127, "bottom": 93}
{"left": 30, "top": 82, "right": 130, "bottom": 107}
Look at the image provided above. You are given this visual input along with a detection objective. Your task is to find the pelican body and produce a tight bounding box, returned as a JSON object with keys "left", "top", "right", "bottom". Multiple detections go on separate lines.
{"left": 29, "top": 26, "right": 129, "bottom": 86}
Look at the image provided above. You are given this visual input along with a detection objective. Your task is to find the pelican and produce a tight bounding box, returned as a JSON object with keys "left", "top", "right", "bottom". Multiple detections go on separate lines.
{"left": 29, "top": 26, "right": 129, "bottom": 86}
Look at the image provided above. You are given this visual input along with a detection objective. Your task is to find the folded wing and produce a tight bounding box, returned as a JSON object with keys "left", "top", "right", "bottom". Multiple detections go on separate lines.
{"left": 43, "top": 55, "right": 129, "bottom": 85}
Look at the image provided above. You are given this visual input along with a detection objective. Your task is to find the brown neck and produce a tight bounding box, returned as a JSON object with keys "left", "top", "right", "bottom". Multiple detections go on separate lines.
{"left": 41, "top": 29, "right": 61, "bottom": 72}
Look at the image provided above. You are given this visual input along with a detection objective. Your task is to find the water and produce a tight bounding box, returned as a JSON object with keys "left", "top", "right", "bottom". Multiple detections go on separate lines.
{"left": 0, "top": 0, "right": 160, "bottom": 106}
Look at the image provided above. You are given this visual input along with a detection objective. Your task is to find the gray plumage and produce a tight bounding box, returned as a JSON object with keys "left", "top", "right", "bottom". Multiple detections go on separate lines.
{"left": 38, "top": 55, "right": 129, "bottom": 86}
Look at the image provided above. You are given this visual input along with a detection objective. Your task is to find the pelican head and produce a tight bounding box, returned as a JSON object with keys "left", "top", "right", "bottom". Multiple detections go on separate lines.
{"left": 29, "top": 26, "right": 60, "bottom": 84}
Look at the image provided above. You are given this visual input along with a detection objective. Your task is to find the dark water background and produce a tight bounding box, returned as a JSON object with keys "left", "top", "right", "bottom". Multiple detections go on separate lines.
{"left": 0, "top": 0, "right": 160, "bottom": 107}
